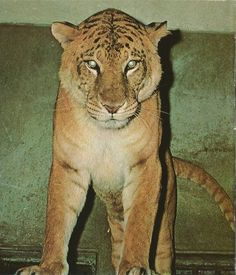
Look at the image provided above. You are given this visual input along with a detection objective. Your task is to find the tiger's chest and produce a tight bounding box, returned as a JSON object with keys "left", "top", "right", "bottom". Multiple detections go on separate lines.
{"left": 58, "top": 115, "right": 156, "bottom": 193}
{"left": 69, "top": 128, "right": 131, "bottom": 192}
{"left": 87, "top": 135, "right": 129, "bottom": 192}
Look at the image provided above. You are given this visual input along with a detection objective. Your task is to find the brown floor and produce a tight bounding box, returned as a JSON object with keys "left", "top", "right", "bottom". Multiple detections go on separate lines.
{"left": 0, "top": 261, "right": 234, "bottom": 275}
{"left": 0, "top": 261, "right": 94, "bottom": 275}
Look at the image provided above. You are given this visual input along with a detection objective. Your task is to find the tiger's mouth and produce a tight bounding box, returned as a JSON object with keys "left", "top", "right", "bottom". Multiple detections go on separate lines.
{"left": 89, "top": 112, "right": 135, "bottom": 129}
{"left": 86, "top": 101, "right": 140, "bottom": 129}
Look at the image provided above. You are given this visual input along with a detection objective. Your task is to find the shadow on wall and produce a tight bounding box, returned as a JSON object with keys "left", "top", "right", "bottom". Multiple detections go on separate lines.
{"left": 159, "top": 29, "right": 182, "bottom": 149}
{"left": 149, "top": 29, "right": 182, "bottom": 271}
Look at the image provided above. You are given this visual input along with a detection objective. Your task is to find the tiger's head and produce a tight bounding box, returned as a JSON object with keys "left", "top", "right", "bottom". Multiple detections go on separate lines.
{"left": 52, "top": 9, "right": 169, "bottom": 129}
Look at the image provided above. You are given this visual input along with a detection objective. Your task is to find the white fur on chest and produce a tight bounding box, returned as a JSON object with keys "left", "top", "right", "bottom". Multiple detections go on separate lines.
{"left": 78, "top": 128, "right": 129, "bottom": 192}
{"left": 91, "top": 140, "right": 127, "bottom": 191}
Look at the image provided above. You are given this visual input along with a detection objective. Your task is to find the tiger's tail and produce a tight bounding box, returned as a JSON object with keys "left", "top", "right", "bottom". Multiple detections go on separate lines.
{"left": 172, "top": 157, "right": 235, "bottom": 231}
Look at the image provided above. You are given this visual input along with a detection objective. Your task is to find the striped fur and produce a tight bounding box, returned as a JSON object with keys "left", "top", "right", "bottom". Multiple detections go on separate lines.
{"left": 173, "top": 157, "right": 235, "bottom": 231}
{"left": 16, "top": 9, "right": 234, "bottom": 275}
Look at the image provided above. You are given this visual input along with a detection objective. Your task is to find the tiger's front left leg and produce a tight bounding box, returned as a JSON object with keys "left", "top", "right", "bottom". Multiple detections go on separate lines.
{"left": 107, "top": 213, "right": 124, "bottom": 273}
{"left": 16, "top": 158, "right": 90, "bottom": 275}
{"left": 118, "top": 156, "right": 162, "bottom": 275}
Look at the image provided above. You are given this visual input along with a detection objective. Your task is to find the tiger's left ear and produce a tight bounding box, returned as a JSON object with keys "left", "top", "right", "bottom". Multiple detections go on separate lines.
{"left": 146, "top": 21, "right": 170, "bottom": 45}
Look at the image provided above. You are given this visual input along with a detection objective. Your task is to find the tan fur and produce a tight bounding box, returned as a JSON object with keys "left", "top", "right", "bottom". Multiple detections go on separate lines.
{"left": 173, "top": 157, "right": 234, "bottom": 231}
{"left": 17, "top": 9, "right": 234, "bottom": 275}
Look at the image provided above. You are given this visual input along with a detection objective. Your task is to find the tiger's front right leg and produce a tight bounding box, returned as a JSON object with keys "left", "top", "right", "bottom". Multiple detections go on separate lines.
{"left": 16, "top": 158, "right": 90, "bottom": 275}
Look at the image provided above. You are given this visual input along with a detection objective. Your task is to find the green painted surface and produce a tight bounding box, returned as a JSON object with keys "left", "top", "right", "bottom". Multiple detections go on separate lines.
{"left": 0, "top": 0, "right": 234, "bottom": 32}
{"left": 170, "top": 32, "right": 234, "bottom": 252}
{"left": 0, "top": 25, "right": 234, "bottom": 274}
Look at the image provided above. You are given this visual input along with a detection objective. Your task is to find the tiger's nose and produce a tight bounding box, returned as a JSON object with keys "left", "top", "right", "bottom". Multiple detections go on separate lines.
{"left": 103, "top": 104, "right": 121, "bottom": 114}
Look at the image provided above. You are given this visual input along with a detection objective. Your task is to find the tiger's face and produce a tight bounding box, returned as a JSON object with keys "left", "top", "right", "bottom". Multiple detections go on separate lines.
{"left": 52, "top": 9, "right": 169, "bottom": 129}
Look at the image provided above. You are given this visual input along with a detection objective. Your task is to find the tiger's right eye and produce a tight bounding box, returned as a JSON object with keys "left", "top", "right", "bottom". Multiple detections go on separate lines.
{"left": 126, "top": 60, "right": 137, "bottom": 70}
{"left": 87, "top": 60, "right": 97, "bottom": 68}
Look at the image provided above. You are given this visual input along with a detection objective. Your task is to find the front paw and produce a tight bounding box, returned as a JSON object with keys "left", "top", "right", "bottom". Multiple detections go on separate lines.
{"left": 127, "top": 267, "right": 158, "bottom": 275}
{"left": 127, "top": 267, "right": 146, "bottom": 275}
{"left": 16, "top": 265, "right": 47, "bottom": 275}
{"left": 15, "top": 262, "right": 68, "bottom": 275}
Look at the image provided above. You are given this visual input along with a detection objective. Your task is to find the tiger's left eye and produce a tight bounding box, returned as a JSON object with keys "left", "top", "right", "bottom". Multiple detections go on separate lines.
{"left": 126, "top": 60, "right": 138, "bottom": 70}
{"left": 86, "top": 60, "right": 98, "bottom": 69}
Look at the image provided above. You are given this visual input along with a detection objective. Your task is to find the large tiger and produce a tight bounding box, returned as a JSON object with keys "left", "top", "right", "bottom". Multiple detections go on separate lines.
{"left": 16, "top": 9, "right": 234, "bottom": 275}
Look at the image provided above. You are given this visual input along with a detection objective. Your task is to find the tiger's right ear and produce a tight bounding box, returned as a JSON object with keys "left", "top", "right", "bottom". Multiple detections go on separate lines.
{"left": 51, "top": 22, "right": 80, "bottom": 49}
{"left": 146, "top": 21, "right": 170, "bottom": 46}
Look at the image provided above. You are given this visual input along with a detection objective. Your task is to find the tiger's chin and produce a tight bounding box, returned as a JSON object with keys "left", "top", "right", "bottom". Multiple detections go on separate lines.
{"left": 88, "top": 109, "right": 136, "bottom": 129}
{"left": 96, "top": 118, "right": 130, "bottom": 129}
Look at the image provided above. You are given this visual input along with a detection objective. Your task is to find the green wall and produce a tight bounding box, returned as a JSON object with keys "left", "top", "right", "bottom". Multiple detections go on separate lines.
{"left": 0, "top": 24, "right": 234, "bottom": 274}
{"left": 0, "top": 0, "right": 234, "bottom": 32}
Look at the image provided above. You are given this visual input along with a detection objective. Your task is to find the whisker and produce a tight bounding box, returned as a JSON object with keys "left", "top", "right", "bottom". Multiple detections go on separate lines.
{"left": 87, "top": 103, "right": 102, "bottom": 111}
{"left": 137, "top": 109, "right": 163, "bottom": 122}
{"left": 138, "top": 108, "right": 168, "bottom": 121}
{"left": 87, "top": 100, "right": 99, "bottom": 106}
{"left": 117, "top": 107, "right": 136, "bottom": 115}
{"left": 134, "top": 113, "right": 152, "bottom": 132}
{"left": 160, "top": 110, "right": 170, "bottom": 115}
{"left": 140, "top": 106, "right": 169, "bottom": 116}
{"left": 87, "top": 107, "right": 108, "bottom": 115}
{"left": 115, "top": 102, "right": 138, "bottom": 115}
